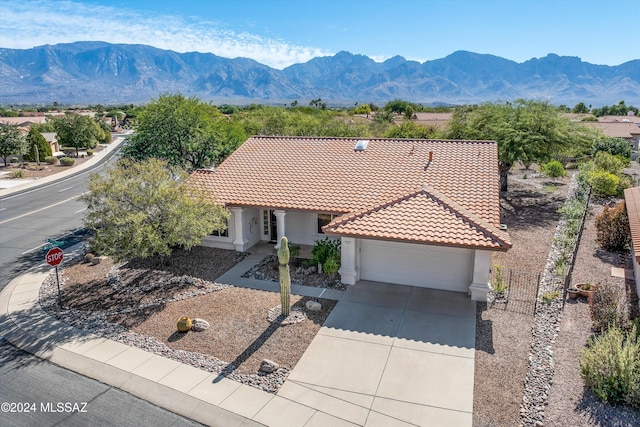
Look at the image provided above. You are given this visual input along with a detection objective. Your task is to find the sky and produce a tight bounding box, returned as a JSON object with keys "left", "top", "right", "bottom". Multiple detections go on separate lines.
{"left": 0, "top": 0, "right": 635, "bottom": 69}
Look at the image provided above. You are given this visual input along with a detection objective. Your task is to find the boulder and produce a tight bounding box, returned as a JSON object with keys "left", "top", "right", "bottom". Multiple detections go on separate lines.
{"left": 191, "top": 318, "right": 210, "bottom": 332}
{"left": 305, "top": 300, "right": 322, "bottom": 312}
{"left": 91, "top": 256, "right": 102, "bottom": 265}
{"left": 259, "top": 359, "right": 279, "bottom": 373}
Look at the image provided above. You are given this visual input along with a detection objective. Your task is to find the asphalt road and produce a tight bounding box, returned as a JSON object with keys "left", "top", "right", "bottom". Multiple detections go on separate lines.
{"left": 0, "top": 139, "right": 205, "bottom": 426}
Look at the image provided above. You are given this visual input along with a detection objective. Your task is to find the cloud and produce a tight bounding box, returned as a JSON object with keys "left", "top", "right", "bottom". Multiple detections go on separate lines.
{"left": 0, "top": 0, "right": 333, "bottom": 69}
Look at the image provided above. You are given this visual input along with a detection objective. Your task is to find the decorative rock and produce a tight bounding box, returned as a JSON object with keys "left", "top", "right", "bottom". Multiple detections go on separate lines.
{"left": 305, "top": 300, "right": 322, "bottom": 311}
{"left": 91, "top": 256, "right": 102, "bottom": 265}
{"left": 191, "top": 318, "right": 210, "bottom": 332}
{"left": 176, "top": 316, "right": 192, "bottom": 332}
{"left": 259, "top": 359, "right": 279, "bottom": 373}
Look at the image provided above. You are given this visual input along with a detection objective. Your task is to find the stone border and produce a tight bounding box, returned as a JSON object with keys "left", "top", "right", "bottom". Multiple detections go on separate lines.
{"left": 520, "top": 173, "right": 590, "bottom": 427}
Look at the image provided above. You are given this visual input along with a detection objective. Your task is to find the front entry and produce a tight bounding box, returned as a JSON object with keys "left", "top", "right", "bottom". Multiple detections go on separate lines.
{"left": 270, "top": 210, "right": 278, "bottom": 242}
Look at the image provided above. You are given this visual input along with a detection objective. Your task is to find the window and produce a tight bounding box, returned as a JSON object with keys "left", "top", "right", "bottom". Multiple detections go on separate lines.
{"left": 211, "top": 219, "right": 229, "bottom": 237}
{"left": 317, "top": 214, "right": 337, "bottom": 234}
{"left": 263, "top": 210, "right": 270, "bottom": 236}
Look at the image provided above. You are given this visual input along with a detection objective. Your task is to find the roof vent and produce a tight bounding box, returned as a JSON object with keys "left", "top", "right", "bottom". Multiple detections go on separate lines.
{"left": 499, "top": 224, "right": 508, "bottom": 231}
{"left": 354, "top": 140, "right": 369, "bottom": 152}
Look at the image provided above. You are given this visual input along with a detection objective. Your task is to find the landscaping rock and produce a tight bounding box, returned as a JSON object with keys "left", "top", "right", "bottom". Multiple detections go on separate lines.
{"left": 191, "top": 318, "right": 210, "bottom": 332}
{"left": 305, "top": 300, "right": 322, "bottom": 311}
{"left": 259, "top": 359, "right": 279, "bottom": 373}
{"left": 91, "top": 256, "right": 102, "bottom": 265}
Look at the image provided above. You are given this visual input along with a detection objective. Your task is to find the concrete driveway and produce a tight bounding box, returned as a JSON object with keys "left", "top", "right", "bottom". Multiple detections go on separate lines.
{"left": 278, "top": 281, "right": 476, "bottom": 427}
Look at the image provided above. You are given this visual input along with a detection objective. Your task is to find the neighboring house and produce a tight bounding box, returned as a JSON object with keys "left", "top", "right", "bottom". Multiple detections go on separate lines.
{"left": 598, "top": 115, "right": 640, "bottom": 125}
{"left": 624, "top": 186, "right": 640, "bottom": 305}
{"left": 41, "top": 132, "right": 62, "bottom": 155}
{"left": 585, "top": 122, "right": 640, "bottom": 151}
{"left": 188, "top": 136, "right": 511, "bottom": 301}
{"left": 0, "top": 116, "right": 47, "bottom": 127}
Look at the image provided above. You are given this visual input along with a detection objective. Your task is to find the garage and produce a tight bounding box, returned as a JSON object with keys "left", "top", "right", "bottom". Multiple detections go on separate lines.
{"left": 359, "top": 239, "right": 473, "bottom": 292}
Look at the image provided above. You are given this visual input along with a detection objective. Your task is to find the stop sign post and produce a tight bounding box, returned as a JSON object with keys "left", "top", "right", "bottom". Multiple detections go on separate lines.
{"left": 45, "top": 247, "right": 64, "bottom": 307}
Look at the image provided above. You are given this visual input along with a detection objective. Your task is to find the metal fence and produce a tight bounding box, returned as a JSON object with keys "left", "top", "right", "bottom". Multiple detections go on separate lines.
{"left": 489, "top": 268, "right": 541, "bottom": 316}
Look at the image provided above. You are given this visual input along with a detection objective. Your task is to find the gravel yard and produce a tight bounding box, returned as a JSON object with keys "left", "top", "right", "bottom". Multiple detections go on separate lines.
{"left": 40, "top": 246, "right": 336, "bottom": 393}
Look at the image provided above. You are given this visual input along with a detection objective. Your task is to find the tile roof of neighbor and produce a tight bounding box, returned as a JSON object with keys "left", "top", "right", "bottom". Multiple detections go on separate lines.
{"left": 187, "top": 136, "right": 511, "bottom": 251}
{"left": 624, "top": 187, "right": 640, "bottom": 262}
{"left": 585, "top": 122, "right": 640, "bottom": 138}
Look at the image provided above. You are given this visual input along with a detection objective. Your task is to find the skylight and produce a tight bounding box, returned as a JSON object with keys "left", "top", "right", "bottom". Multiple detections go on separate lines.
{"left": 354, "top": 139, "right": 369, "bottom": 152}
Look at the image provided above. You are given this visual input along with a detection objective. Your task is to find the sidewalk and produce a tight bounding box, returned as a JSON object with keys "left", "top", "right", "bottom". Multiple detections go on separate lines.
{"left": 0, "top": 248, "right": 355, "bottom": 427}
{"left": 0, "top": 132, "right": 129, "bottom": 198}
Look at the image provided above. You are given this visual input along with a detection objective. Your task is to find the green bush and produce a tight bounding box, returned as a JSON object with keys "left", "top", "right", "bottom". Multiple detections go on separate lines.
{"left": 541, "top": 160, "right": 567, "bottom": 180}
{"left": 311, "top": 237, "right": 341, "bottom": 269}
{"left": 587, "top": 170, "right": 619, "bottom": 196}
{"left": 9, "top": 157, "right": 18, "bottom": 164}
{"left": 590, "top": 282, "right": 628, "bottom": 332}
{"left": 86, "top": 150, "right": 94, "bottom": 156}
{"left": 44, "top": 156, "right": 58, "bottom": 165}
{"left": 592, "top": 137, "right": 632, "bottom": 160}
{"left": 595, "top": 201, "right": 631, "bottom": 251}
{"left": 59, "top": 157, "right": 75, "bottom": 166}
{"left": 491, "top": 265, "right": 508, "bottom": 294}
{"left": 323, "top": 257, "right": 340, "bottom": 276}
{"left": 580, "top": 324, "right": 640, "bottom": 408}
{"left": 542, "top": 291, "right": 559, "bottom": 305}
{"left": 594, "top": 151, "right": 627, "bottom": 175}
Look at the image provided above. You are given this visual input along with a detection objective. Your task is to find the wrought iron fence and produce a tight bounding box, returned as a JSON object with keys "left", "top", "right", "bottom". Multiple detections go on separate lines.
{"left": 489, "top": 268, "right": 541, "bottom": 316}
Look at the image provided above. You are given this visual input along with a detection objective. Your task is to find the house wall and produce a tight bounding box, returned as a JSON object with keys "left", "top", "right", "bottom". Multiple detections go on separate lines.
{"left": 633, "top": 247, "right": 640, "bottom": 309}
{"left": 242, "top": 208, "right": 261, "bottom": 250}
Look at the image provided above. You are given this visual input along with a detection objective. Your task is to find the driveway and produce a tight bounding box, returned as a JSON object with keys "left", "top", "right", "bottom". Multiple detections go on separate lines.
{"left": 278, "top": 281, "right": 476, "bottom": 426}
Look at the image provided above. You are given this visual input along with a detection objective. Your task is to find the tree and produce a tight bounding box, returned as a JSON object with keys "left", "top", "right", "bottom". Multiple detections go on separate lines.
{"left": 446, "top": 100, "right": 591, "bottom": 191}
{"left": 573, "top": 102, "right": 590, "bottom": 114}
{"left": 81, "top": 158, "right": 228, "bottom": 262}
{"left": 53, "top": 114, "right": 99, "bottom": 157}
{"left": 124, "top": 93, "right": 246, "bottom": 171}
{"left": 23, "top": 128, "right": 52, "bottom": 162}
{"left": 592, "top": 137, "right": 631, "bottom": 160}
{"left": 0, "top": 124, "right": 27, "bottom": 166}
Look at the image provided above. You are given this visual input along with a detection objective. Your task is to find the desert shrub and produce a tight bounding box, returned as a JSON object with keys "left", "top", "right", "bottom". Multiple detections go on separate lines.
{"left": 311, "top": 237, "right": 340, "bottom": 268}
{"left": 9, "top": 157, "right": 18, "bottom": 164}
{"left": 323, "top": 257, "right": 340, "bottom": 276}
{"left": 617, "top": 174, "right": 632, "bottom": 197}
{"left": 491, "top": 265, "right": 508, "bottom": 294}
{"left": 542, "top": 291, "right": 560, "bottom": 305}
{"left": 587, "top": 170, "right": 619, "bottom": 196}
{"left": 594, "top": 151, "right": 627, "bottom": 175}
{"left": 580, "top": 324, "right": 640, "bottom": 408}
{"left": 59, "top": 157, "right": 75, "bottom": 166}
{"left": 595, "top": 201, "right": 631, "bottom": 251}
{"left": 86, "top": 150, "right": 94, "bottom": 156}
{"left": 288, "top": 244, "right": 300, "bottom": 260}
{"left": 44, "top": 156, "right": 58, "bottom": 165}
{"left": 10, "top": 169, "right": 24, "bottom": 178}
{"left": 590, "top": 282, "right": 628, "bottom": 332}
{"left": 541, "top": 160, "right": 567, "bottom": 180}
{"left": 592, "top": 137, "right": 632, "bottom": 161}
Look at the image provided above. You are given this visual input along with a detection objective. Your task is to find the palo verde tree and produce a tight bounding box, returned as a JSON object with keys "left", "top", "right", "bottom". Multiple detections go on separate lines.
{"left": 0, "top": 124, "right": 27, "bottom": 166}
{"left": 446, "top": 100, "right": 591, "bottom": 191}
{"left": 124, "top": 93, "right": 246, "bottom": 171}
{"left": 82, "top": 158, "right": 228, "bottom": 262}
{"left": 52, "top": 114, "right": 100, "bottom": 157}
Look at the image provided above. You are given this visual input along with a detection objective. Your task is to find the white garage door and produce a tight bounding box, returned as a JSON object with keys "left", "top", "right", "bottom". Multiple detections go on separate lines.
{"left": 360, "top": 239, "right": 473, "bottom": 292}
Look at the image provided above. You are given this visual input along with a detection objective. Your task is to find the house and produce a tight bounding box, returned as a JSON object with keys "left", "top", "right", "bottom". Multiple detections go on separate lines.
{"left": 41, "top": 132, "right": 62, "bottom": 156}
{"left": 187, "top": 136, "right": 511, "bottom": 301}
{"left": 585, "top": 122, "right": 640, "bottom": 151}
{"left": 624, "top": 187, "right": 640, "bottom": 305}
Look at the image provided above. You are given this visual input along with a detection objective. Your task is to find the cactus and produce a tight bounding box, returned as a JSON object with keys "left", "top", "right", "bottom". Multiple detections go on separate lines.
{"left": 278, "top": 236, "right": 291, "bottom": 316}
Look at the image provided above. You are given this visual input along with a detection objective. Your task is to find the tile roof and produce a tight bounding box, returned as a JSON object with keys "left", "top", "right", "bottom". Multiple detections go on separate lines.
{"left": 585, "top": 122, "right": 640, "bottom": 139}
{"left": 187, "top": 136, "right": 510, "bottom": 250}
{"left": 625, "top": 187, "right": 640, "bottom": 262}
{"left": 323, "top": 185, "right": 510, "bottom": 250}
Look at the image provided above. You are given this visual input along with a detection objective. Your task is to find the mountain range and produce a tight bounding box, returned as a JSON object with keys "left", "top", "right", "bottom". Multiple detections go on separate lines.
{"left": 0, "top": 41, "right": 638, "bottom": 106}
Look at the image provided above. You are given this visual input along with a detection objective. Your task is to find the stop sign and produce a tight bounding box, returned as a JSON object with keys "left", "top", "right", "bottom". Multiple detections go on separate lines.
{"left": 45, "top": 247, "right": 64, "bottom": 267}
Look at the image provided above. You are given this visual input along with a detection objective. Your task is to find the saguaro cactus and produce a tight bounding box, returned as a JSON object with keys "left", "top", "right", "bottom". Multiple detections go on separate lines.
{"left": 277, "top": 236, "right": 291, "bottom": 316}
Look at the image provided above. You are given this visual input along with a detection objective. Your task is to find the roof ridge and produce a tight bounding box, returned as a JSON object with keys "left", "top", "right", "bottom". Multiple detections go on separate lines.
{"left": 420, "top": 184, "right": 511, "bottom": 247}
{"left": 249, "top": 135, "right": 497, "bottom": 144}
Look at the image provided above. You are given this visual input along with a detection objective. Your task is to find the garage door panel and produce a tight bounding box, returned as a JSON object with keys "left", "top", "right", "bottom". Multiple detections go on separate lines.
{"left": 360, "top": 240, "right": 472, "bottom": 292}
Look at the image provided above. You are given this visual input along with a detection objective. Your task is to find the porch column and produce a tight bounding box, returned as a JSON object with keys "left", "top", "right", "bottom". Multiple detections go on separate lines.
{"left": 231, "top": 207, "right": 247, "bottom": 252}
{"left": 273, "top": 210, "right": 286, "bottom": 249}
{"left": 338, "top": 237, "right": 359, "bottom": 285}
{"left": 469, "top": 250, "right": 491, "bottom": 301}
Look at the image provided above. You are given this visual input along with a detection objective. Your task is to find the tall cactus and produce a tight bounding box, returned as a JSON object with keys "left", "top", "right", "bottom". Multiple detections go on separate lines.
{"left": 277, "top": 236, "right": 291, "bottom": 316}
